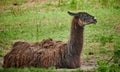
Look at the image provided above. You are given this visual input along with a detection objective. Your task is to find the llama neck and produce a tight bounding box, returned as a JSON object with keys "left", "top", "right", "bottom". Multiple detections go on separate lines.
{"left": 67, "top": 18, "right": 84, "bottom": 56}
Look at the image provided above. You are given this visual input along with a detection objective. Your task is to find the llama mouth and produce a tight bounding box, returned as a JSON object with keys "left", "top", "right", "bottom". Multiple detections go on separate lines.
{"left": 93, "top": 19, "right": 97, "bottom": 24}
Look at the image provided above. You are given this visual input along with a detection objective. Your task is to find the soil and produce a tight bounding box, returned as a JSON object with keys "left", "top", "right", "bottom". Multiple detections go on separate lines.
{"left": 80, "top": 55, "right": 98, "bottom": 70}
{"left": 115, "top": 24, "right": 120, "bottom": 31}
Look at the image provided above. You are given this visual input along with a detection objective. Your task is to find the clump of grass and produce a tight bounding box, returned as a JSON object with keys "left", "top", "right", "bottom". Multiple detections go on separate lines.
{"left": 0, "top": 67, "right": 83, "bottom": 72}
{"left": 10, "top": 7, "right": 25, "bottom": 16}
{"left": 99, "top": 0, "right": 120, "bottom": 8}
{"left": 0, "top": 67, "right": 54, "bottom": 72}
{"left": 99, "top": 34, "right": 114, "bottom": 46}
{"left": 96, "top": 59, "right": 120, "bottom": 72}
{"left": 0, "top": 50, "right": 3, "bottom": 57}
{"left": 114, "top": 49, "right": 120, "bottom": 63}
{"left": 113, "top": 39, "right": 120, "bottom": 64}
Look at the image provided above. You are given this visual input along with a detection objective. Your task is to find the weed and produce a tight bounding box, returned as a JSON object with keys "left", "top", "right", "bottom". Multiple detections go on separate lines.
{"left": 0, "top": 50, "right": 3, "bottom": 57}
{"left": 96, "top": 59, "right": 120, "bottom": 72}
{"left": 99, "top": 34, "right": 114, "bottom": 46}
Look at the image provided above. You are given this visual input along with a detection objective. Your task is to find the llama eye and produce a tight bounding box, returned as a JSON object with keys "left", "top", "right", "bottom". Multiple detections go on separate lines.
{"left": 83, "top": 16, "right": 88, "bottom": 21}
{"left": 83, "top": 18, "right": 86, "bottom": 21}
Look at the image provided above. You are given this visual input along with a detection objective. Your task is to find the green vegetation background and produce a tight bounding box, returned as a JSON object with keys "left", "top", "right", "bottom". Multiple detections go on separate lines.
{"left": 0, "top": 0, "right": 120, "bottom": 72}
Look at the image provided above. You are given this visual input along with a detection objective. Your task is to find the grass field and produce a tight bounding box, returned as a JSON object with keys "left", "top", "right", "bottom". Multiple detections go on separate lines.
{"left": 0, "top": 0, "right": 120, "bottom": 72}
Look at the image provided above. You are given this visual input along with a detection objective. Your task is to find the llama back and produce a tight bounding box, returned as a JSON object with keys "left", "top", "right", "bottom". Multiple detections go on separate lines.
{"left": 3, "top": 41, "right": 34, "bottom": 68}
{"left": 31, "top": 38, "right": 66, "bottom": 68}
{"left": 3, "top": 38, "right": 66, "bottom": 68}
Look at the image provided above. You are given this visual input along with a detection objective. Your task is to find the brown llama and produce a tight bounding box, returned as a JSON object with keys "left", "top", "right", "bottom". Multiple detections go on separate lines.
{"left": 3, "top": 11, "right": 97, "bottom": 69}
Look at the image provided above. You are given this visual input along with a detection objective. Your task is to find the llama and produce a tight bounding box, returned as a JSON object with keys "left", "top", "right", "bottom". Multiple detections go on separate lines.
{"left": 3, "top": 11, "right": 97, "bottom": 68}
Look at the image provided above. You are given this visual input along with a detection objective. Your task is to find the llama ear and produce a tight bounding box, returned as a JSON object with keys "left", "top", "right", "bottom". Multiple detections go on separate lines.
{"left": 68, "top": 11, "right": 78, "bottom": 16}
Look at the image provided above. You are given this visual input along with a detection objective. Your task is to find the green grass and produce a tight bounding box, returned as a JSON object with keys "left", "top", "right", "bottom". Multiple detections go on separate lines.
{"left": 0, "top": 67, "right": 56, "bottom": 72}
{"left": 0, "top": 67, "right": 84, "bottom": 72}
{"left": 0, "top": 0, "right": 27, "bottom": 6}
{"left": 0, "top": 0, "right": 120, "bottom": 72}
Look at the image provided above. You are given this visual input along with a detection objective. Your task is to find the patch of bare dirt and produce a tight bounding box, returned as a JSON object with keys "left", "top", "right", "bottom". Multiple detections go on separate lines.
{"left": 0, "top": 6, "right": 4, "bottom": 10}
{"left": 21, "top": 1, "right": 35, "bottom": 7}
{"left": 21, "top": 0, "right": 46, "bottom": 7}
{"left": 80, "top": 55, "right": 98, "bottom": 71}
{"left": 115, "top": 24, "right": 120, "bottom": 31}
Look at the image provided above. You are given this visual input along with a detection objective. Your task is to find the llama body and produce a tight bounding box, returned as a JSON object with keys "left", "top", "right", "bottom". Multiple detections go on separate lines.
{"left": 3, "top": 39, "right": 66, "bottom": 68}
{"left": 3, "top": 11, "right": 97, "bottom": 68}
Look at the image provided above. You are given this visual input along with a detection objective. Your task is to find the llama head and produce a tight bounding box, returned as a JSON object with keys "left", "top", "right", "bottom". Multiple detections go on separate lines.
{"left": 68, "top": 11, "right": 97, "bottom": 26}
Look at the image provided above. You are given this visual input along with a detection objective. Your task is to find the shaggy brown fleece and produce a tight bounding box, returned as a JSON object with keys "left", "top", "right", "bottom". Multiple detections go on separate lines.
{"left": 3, "top": 38, "right": 66, "bottom": 68}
